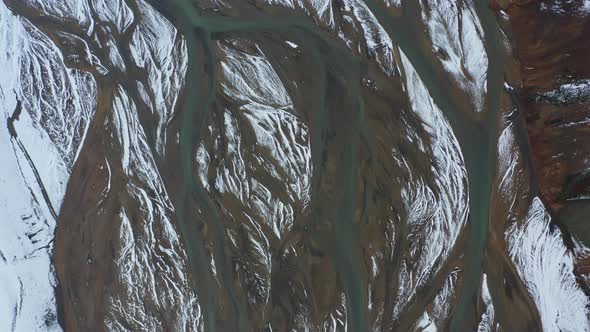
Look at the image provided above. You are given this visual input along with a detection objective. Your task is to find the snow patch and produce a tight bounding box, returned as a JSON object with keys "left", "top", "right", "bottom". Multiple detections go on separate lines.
{"left": 506, "top": 197, "right": 590, "bottom": 332}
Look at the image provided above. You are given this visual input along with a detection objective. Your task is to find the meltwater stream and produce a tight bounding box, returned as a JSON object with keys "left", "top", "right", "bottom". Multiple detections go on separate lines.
{"left": 168, "top": 0, "right": 497, "bottom": 330}
{"left": 170, "top": 4, "right": 372, "bottom": 330}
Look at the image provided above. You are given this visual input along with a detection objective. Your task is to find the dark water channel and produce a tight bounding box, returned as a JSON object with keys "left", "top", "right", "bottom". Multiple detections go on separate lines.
{"left": 162, "top": 1, "right": 505, "bottom": 331}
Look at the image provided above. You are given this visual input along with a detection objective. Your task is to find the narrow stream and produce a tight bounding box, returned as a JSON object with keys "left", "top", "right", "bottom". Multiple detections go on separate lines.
{"left": 363, "top": 1, "right": 505, "bottom": 329}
